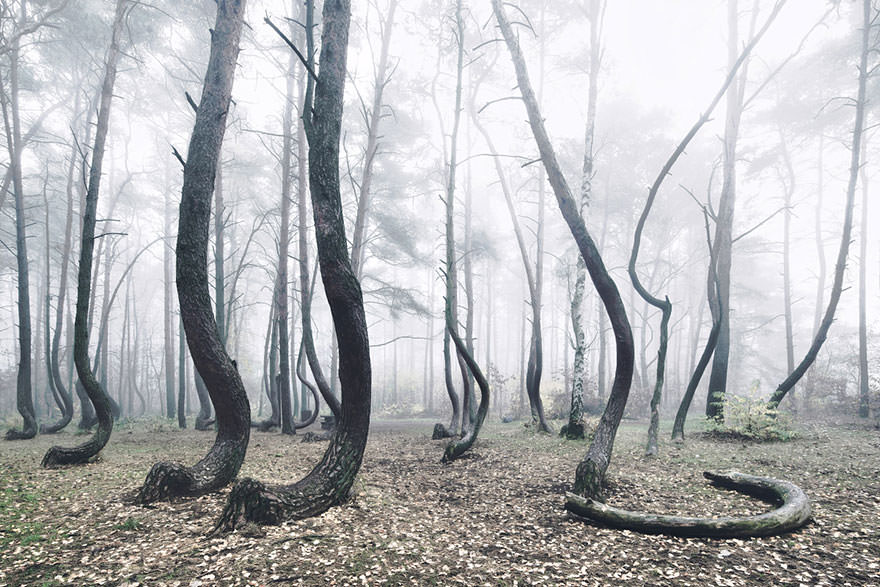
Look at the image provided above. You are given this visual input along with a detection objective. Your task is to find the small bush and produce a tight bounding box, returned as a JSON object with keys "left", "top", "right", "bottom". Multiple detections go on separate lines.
{"left": 704, "top": 381, "right": 797, "bottom": 442}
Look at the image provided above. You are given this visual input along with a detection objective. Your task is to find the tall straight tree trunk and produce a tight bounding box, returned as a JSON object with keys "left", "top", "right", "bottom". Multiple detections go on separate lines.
{"left": 469, "top": 63, "right": 547, "bottom": 432}
{"left": 2, "top": 0, "right": 36, "bottom": 440}
{"left": 41, "top": 110, "right": 80, "bottom": 434}
{"left": 277, "top": 34, "right": 296, "bottom": 435}
{"left": 767, "top": 0, "right": 871, "bottom": 410}
{"left": 177, "top": 312, "right": 187, "bottom": 428}
{"left": 43, "top": 0, "right": 129, "bottom": 465}
{"left": 136, "top": 0, "right": 250, "bottom": 502}
{"left": 707, "top": 0, "right": 752, "bottom": 421}
{"left": 494, "top": 0, "right": 634, "bottom": 499}
{"left": 216, "top": 0, "right": 372, "bottom": 529}
{"left": 289, "top": 11, "right": 343, "bottom": 422}
{"left": 779, "top": 128, "right": 796, "bottom": 392}
{"left": 164, "top": 166, "right": 176, "bottom": 420}
{"left": 565, "top": 0, "right": 603, "bottom": 440}
{"left": 857, "top": 158, "right": 869, "bottom": 418}
{"left": 439, "top": 0, "right": 468, "bottom": 437}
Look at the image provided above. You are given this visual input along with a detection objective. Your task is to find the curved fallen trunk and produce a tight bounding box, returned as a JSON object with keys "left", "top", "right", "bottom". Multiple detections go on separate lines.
{"left": 442, "top": 326, "right": 489, "bottom": 463}
{"left": 565, "top": 470, "right": 810, "bottom": 538}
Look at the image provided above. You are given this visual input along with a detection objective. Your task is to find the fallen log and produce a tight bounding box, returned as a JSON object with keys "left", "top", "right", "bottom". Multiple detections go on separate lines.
{"left": 565, "top": 470, "right": 810, "bottom": 538}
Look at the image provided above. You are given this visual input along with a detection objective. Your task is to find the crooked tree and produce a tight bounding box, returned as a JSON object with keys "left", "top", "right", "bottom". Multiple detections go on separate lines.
{"left": 215, "top": 0, "right": 372, "bottom": 529}
{"left": 136, "top": 0, "right": 250, "bottom": 502}
{"left": 42, "top": 0, "right": 128, "bottom": 465}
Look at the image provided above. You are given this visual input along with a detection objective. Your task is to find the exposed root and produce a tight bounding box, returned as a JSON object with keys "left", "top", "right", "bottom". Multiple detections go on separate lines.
{"left": 212, "top": 478, "right": 292, "bottom": 533}
{"left": 565, "top": 470, "right": 811, "bottom": 538}
{"left": 301, "top": 431, "right": 332, "bottom": 443}
{"left": 135, "top": 462, "right": 198, "bottom": 504}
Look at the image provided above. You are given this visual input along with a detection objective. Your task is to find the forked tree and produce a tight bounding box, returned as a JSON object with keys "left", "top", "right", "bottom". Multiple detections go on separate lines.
{"left": 42, "top": 0, "right": 129, "bottom": 465}
{"left": 135, "top": 0, "right": 250, "bottom": 502}
{"left": 214, "top": 0, "right": 372, "bottom": 530}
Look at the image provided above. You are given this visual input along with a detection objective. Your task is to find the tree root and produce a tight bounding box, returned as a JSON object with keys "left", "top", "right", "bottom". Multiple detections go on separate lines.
{"left": 565, "top": 470, "right": 811, "bottom": 538}
{"left": 135, "top": 462, "right": 200, "bottom": 504}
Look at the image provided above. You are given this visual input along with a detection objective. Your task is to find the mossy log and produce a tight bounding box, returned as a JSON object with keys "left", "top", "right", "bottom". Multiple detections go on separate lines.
{"left": 565, "top": 470, "right": 811, "bottom": 538}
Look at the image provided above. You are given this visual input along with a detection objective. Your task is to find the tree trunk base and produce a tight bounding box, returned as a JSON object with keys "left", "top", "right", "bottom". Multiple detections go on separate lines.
{"left": 135, "top": 461, "right": 200, "bottom": 503}
{"left": 432, "top": 423, "right": 455, "bottom": 439}
{"left": 5, "top": 426, "right": 37, "bottom": 440}
{"left": 195, "top": 416, "right": 215, "bottom": 431}
{"left": 42, "top": 442, "right": 101, "bottom": 468}
{"left": 560, "top": 422, "right": 586, "bottom": 440}
{"left": 565, "top": 470, "right": 811, "bottom": 538}
{"left": 573, "top": 458, "right": 605, "bottom": 499}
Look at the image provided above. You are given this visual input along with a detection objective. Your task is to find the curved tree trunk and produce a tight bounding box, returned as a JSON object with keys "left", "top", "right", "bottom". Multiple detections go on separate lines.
{"left": 565, "top": 470, "right": 810, "bottom": 538}
{"left": 42, "top": 0, "right": 128, "bottom": 464}
{"left": 767, "top": 0, "right": 870, "bottom": 411}
{"left": 135, "top": 0, "right": 250, "bottom": 502}
{"left": 294, "top": 340, "right": 320, "bottom": 430}
{"left": 215, "top": 0, "right": 371, "bottom": 530}
{"left": 442, "top": 326, "right": 489, "bottom": 463}
{"left": 493, "top": 0, "right": 634, "bottom": 499}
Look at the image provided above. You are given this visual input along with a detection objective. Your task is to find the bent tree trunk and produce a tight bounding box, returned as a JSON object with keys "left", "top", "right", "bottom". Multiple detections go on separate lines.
{"left": 215, "top": 0, "right": 371, "bottom": 530}
{"left": 442, "top": 325, "right": 489, "bottom": 463}
{"left": 493, "top": 0, "right": 633, "bottom": 499}
{"left": 42, "top": 0, "right": 128, "bottom": 465}
{"left": 565, "top": 470, "right": 811, "bottom": 538}
{"left": 136, "top": 0, "right": 250, "bottom": 502}
{"left": 767, "top": 0, "right": 870, "bottom": 411}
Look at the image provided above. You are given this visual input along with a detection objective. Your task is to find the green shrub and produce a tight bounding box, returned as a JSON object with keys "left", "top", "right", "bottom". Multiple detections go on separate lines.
{"left": 705, "top": 381, "right": 797, "bottom": 442}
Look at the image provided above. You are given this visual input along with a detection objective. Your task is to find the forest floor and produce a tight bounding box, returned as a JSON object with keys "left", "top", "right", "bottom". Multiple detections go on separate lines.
{"left": 0, "top": 416, "right": 878, "bottom": 586}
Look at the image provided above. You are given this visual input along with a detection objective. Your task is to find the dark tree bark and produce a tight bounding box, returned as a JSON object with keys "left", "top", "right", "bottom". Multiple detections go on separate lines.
{"left": 2, "top": 2, "right": 36, "bottom": 441}
{"left": 493, "top": 0, "right": 634, "bottom": 499}
{"left": 442, "top": 326, "right": 489, "bottom": 463}
{"left": 42, "top": 0, "right": 128, "bottom": 465}
{"left": 215, "top": 0, "right": 372, "bottom": 530}
{"left": 565, "top": 470, "right": 810, "bottom": 538}
{"left": 135, "top": 0, "right": 250, "bottom": 502}
{"left": 256, "top": 293, "right": 280, "bottom": 430}
{"left": 767, "top": 0, "right": 871, "bottom": 411}
{"left": 294, "top": 340, "right": 320, "bottom": 430}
